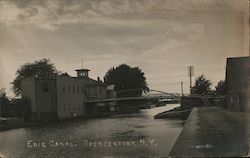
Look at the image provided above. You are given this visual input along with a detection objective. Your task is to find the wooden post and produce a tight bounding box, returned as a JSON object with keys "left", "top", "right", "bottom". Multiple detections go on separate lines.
{"left": 181, "top": 81, "right": 184, "bottom": 96}
{"left": 188, "top": 66, "right": 194, "bottom": 94}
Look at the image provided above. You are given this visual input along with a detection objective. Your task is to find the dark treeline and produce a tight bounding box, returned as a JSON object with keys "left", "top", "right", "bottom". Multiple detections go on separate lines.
{"left": 0, "top": 89, "right": 31, "bottom": 120}
{"left": 191, "top": 74, "right": 227, "bottom": 96}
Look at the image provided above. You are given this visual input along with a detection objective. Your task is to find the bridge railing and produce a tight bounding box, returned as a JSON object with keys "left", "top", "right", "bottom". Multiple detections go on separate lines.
{"left": 183, "top": 94, "right": 226, "bottom": 99}
{"left": 181, "top": 94, "right": 227, "bottom": 107}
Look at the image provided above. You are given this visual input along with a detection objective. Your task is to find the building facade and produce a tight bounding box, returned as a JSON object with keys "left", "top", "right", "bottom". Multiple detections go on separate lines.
{"left": 225, "top": 56, "right": 249, "bottom": 112}
{"left": 21, "top": 69, "right": 108, "bottom": 120}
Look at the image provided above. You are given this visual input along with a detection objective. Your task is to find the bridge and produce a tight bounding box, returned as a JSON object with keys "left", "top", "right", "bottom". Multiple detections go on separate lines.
{"left": 85, "top": 89, "right": 181, "bottom": 103}
{"left": 85, "top": 95, "right": 180, "bottom": 103}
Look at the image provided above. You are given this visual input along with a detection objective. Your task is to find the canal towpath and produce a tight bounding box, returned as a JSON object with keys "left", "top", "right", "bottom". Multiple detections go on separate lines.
{"left": 169, "top": 107, "right": 249, "bottom": 157}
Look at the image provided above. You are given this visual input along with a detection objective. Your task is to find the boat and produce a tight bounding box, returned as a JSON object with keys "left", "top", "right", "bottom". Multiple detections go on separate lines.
{"left": 154, "top": 108, "right": 192, "bottom": 120}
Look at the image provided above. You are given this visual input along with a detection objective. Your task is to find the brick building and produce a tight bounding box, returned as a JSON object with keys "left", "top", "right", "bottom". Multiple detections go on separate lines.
{"left": 225, "top": 56, "right": 249, "bottom": 112}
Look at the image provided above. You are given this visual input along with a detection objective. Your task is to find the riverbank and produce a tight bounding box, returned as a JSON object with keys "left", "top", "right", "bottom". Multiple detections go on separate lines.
{"left": 169, "top": 107, "right": 249, "bottom": 157}
{"left": 0, "top": 117, "right": 41, "bottom": 131}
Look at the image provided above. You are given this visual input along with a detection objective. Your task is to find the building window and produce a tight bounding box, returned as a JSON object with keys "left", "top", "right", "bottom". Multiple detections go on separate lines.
{"left": 68, "top": 85, "right": 70, "bottom": 93}
{"left": 90, "top": 87, "right": 94, "bottom": 94}
{"left": 81, "top": 87, "right": 84, "bottom": 93}
{"left": 42, "top": 83, "right": 49, "bottom": 92}
{"left": 62, "top": 86, "right": 65, "bottom": 93}
{"left": 80, "top": 72, "right": 86, "bottom": 77}
{"left": 77, "top": 86, "right": 79, "bottom": 93}
{"left": 73, "top": 86, "right": 75, "bottom": 93}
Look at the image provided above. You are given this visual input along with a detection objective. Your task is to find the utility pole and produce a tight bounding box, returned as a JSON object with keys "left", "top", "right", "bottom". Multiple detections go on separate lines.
{"left": 0, "top": 98, "right": 1, "bottom": 118}
{"left": 181, "top": 81, "right": 184, "bottom": 96}
{"left": 81, "top": 59, "right": 83, "bottom": 69}
{"left": 188, "top": 66, "right": 194, "bottom": 94}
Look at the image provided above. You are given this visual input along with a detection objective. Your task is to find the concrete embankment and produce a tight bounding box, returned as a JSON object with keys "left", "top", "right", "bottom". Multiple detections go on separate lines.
{"left": 169, "top": 107, "right": 249, "bottom": 157}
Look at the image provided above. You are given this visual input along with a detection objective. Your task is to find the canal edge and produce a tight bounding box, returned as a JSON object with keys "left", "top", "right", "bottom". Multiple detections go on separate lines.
{"left": 168, "top": 108, "right": 197, "bottom": 156}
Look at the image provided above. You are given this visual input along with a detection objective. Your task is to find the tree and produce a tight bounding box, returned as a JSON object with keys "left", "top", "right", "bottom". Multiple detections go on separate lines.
{"left": 0, "top": 88, "right": 10, "bottom": 117}
{"left": 215, "top": 80, "right": 227, "bottom": 95}
{"left": 104, "top": 64, "right": 149, "bottom": 97}
{"left": 0, "top": 88, "right": 9, "bottom": 104}
{"left": 12, "top": 58, "right": 58, "bottom": 96}
{"left": 191, "top": 75, "right": 212, "bottom": 95}
{"left": 60, "top": 72, "right": 71, "bottom": 77}
{"left": 0, "top": 88, "right": 7, "bottom": 99}
{"left": 0, "top": 88, "right": 31, "bottom": 119}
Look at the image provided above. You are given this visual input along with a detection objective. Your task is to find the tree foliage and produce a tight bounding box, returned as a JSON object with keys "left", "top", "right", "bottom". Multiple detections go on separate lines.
{"left": 191, "top": 75, "right": 212, "bottom": 95}
{"left": 215, "top": 80, "right": 227, "bottom": 95}
{"left": 0, "top": 88, "right": 10, "bottom": 117}
{"left": 0, "top": 88, "right": 9, "bottom": 105}
{"left": 0, "top": 88, "right": 31, "bottom": 119}
{"left": 104, "top": 64, "right": 149, "bottom": 97}
{"left": 0, "top": 88, "right": 6, "bottom": 98}
{"left": 12, "top": 58, "right": 58, "bottom": 96}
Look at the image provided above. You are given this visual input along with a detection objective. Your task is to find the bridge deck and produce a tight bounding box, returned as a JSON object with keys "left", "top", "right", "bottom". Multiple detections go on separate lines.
{"left": 84, "top": 95, "right": 223, "bottom": 104}
{"left": 85, "top": 96, "right": 180, "bottom": 103}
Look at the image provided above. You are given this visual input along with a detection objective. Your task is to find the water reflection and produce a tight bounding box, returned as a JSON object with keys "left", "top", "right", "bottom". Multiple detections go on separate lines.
{"left": 0, "top": 104, "right": 183, "bottom": 157}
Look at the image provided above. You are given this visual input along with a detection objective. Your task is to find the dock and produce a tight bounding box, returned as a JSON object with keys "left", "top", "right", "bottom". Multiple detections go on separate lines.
{"left": 169, "top": 107, "right": 249, "bottom": 157}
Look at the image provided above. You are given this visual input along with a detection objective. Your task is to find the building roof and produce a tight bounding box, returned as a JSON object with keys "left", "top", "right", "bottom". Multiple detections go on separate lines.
{"left": 70, "top": 76, "right": 106, "bottom": 86}
{"left": 75, "top": 69, "right": 90, "bottom": 72}
{"left": 226, "top": 56, "right": 249, "bottom": 67}
{"left": 227, "top": 56, "right": 249, "bottom": 61}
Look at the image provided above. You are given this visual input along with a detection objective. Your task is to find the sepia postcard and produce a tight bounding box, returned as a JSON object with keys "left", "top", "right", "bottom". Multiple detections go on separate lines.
{"left": 0, "top": 0, "right": 249, "bottom": 157}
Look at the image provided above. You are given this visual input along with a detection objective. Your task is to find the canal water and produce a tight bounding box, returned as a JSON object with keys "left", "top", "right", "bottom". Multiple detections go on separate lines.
{"left": 0, "top": 104, "right": 183, "bottom": 157}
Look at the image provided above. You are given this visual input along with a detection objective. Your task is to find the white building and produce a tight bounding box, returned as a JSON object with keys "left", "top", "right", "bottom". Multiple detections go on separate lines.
{"left": 21, "top": 69, "right": 108, "bottom": 120}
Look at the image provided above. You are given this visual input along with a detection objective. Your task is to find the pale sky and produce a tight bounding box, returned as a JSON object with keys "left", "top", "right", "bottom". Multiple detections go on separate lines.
{"left": 0, "top": 0, "right": 249, "bottom": 97}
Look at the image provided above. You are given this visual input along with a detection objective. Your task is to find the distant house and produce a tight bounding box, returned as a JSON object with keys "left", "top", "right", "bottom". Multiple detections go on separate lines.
{"left": 21, "top": 69, "right": 109, "bottom": 120}
{"left": 225, "top": 56, "right": 249, "bottom": 112}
